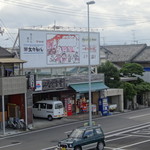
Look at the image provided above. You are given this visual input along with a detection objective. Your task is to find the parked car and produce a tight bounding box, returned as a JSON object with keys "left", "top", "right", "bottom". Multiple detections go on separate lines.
{"left": 57, "top": 124, "right": 105, "bottom": 150}
{"left": 33, "top": 100, "right": 64, "bottom": 121}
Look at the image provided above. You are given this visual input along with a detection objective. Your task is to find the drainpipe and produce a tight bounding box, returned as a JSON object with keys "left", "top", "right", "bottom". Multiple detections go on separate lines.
{"left": 24, "top": 93, "right": 28, "bottom": 130}
{"left": 2, "top": 95, "right": 5, "bottom": 135}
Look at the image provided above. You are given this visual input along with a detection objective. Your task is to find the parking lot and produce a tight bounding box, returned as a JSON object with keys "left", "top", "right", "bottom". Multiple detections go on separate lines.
{"left": 105, "top": 126, "right": 150, "bottom": 150}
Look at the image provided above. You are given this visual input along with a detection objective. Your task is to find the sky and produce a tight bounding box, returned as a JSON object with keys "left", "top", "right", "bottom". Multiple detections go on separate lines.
{"left": 0, "top": 0, "right": 150, "bottom": 48}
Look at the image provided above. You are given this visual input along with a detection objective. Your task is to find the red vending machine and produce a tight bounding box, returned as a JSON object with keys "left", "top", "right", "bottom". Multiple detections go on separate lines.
{"left": 65, "top": 98, "right": 72, "bottom": 116}
{"left": 67, "top": 103, "right": 72, "bottom": 116}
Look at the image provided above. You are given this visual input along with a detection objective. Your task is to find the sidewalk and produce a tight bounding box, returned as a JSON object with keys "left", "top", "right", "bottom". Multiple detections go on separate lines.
{"left": 1, "top": 111, "right": 122, "bottom": 136}
{"left": 32, "top": 113, "right": 100, "bottom": 130}
{"left": 0, "top": 113, "right": 100, "bottom": 137}
{"left": 1, "top": 108, "right": 148, "bottom": 136}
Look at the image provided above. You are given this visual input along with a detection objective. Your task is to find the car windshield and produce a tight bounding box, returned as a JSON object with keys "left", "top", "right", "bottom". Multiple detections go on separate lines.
{"left": 55, "top": 103, "right": 63, "bottom": 109}
{"left": 69, "top": 129, "right": 84, "bottom": 138}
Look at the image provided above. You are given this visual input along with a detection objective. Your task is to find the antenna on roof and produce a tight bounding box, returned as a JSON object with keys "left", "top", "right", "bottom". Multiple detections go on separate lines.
{"left": 131, "top": 30, "right": 138, "bottom": 44}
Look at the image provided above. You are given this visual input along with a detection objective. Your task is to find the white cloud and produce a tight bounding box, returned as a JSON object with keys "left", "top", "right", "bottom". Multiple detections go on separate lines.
{"left": 0, "top": 0, "right": 150, "bottom": 47}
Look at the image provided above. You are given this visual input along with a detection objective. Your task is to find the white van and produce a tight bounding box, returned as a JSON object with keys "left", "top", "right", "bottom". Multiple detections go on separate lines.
{"left": 33, "top": 100, "right": 64, "bottom": 121}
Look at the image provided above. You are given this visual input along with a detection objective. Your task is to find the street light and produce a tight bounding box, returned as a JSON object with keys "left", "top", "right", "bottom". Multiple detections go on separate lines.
{"left": 86, "top": 0, "right": 95, "bottom": 127}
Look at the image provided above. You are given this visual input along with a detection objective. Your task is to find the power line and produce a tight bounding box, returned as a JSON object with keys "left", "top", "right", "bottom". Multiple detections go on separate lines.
{"left": 0, "top": 0, "right": 149, "bottom": 22}
{"left": 0, "top": 18, "right": 15, "bottom": 42}
{"left": 0, "top": 0, "right": 150, "bottom": 46}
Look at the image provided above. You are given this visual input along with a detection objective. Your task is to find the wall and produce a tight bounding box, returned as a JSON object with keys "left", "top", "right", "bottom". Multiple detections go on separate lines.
{"left": 101, "top": 89, "right": 124, "bottom": 112}
{"left": 0, "top": 76, "right": 27, "bottom": 95}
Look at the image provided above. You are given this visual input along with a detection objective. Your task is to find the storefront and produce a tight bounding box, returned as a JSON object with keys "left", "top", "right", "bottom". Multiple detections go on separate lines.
{"left": 69, "top": 81, "right": 108, "bottom": 115}
{"left": 32, "top": 75, "right": 108, "bottom": 117}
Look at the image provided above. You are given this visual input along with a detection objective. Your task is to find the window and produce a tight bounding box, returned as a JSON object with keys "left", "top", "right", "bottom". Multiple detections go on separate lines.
{"left": 55, "top": 103, "right": 63, "bottom": 109}
{"left": 84, "top": 129, "right": 94, "bottom": 138}
{"left": 95, "top": 128, "right": 102, "bottom": 135}
{"left": 70, "top": 129, "right": 84, "bottom": 138}
{"left": 47, "top": 104, "right": 53, "bottom": 109}
{"left": 33, "top": 103, "right": 39, "bottom": 108}
{"left": 40, "top": 103, "right": 46, "bottom": 109}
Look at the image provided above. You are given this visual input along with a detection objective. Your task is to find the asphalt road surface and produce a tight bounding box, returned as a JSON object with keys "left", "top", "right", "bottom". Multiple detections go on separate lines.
{"left": 1, "top": 108, "right": 150, "bottom": 150}
{"left": 105, "top": 122, "right": 150, "bottom": 150}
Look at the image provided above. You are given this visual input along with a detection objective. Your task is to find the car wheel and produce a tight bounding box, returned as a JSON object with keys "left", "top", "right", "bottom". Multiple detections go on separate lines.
{"left": 97, "top": 141, "right": 104, "bottom": 150}
{"left": 74, "top": 146, "right": 82, "bottom": 150}
{"left": 48, "top": 115, "right": 53, "bottom": 121}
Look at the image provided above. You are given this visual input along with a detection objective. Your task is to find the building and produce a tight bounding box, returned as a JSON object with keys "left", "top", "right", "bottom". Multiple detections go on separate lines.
{"left": 100, "top": 44, "right": 150, "bottom": 108}
{"left": 4, "top": 29, "right": 124, "bottom": 128}
{"left": 100, "top": 44, "right": 150, "bottom": 83}
{"left": 0, "top": 46, "right": 27, "bottom": 135}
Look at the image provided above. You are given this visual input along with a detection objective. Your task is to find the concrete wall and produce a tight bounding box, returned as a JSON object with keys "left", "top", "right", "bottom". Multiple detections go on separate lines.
{"left": 101, "top": 89, "right": 124, "bottom": 112}
{"left": 0, "top": 76, "right": 27, "bottom": 95}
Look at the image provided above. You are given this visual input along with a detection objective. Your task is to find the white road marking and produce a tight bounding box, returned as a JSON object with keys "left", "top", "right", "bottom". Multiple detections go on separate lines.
{"left": 105, "top": 147, "right": 124, "bottom": 150}
{"left": 124, "top": 133, "right": 150, "bottom": 138}
{"left": 106, "top": 135, "right": 132, "bottom": 142}
{"left": 1, "top": 110, "right": 150, "bottom": 140}
{"left": 42, "top": 123, "right": 150, "bottom": 150}
{"left": 129, "top": 113, "right": 150, "bottom": 119}
{"left": 64, "top": 130, "right": 72, "bottom": 134}
{"left": 0, "top": 142, "right": 21, "bottom": 149}
{"left": 106, "top": 123, "right": 150, "bottom": 138}
{"left": 41, "top": 145, "right": 57, "bottom": 150}
{"left": 102, "top": 146, "right": 114, "bottom": 149}
{"left": 1, "top": 109, "right": 150, "bottom": 149}
{"left": 64, "top": 122, "right": 150, "bottom": 140}
{"left": 118, "top": 138, "right": 150, "bottom": 149}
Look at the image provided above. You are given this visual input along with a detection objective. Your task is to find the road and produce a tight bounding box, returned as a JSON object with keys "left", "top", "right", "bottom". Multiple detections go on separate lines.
{"left": 0, "top": 108, "right": 150, "bottom": 150}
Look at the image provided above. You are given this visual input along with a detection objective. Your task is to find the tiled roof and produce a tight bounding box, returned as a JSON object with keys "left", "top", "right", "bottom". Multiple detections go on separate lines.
{"left": 133, "top": 46, "right": 150, "bottom": 62}
{"left": 101, "top": 44, "right": 147, "bottom": 62}
{"left": 0, "top": 47, "right": 14, "bottom": 58}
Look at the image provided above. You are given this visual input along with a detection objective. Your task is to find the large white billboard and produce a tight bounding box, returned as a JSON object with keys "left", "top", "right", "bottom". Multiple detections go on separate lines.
{"left": 19, "top": 29, "right": 100, "bottom": 68}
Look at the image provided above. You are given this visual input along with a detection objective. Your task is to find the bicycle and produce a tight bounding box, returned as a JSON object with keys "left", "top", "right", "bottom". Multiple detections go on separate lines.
{"left": 7, "top": 117, "right": 28, "bottom": 131}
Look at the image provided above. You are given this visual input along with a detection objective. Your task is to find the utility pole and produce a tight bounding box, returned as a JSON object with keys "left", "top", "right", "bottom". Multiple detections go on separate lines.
{"left": 87, "top": 0, "right": 95, "bottom": 127}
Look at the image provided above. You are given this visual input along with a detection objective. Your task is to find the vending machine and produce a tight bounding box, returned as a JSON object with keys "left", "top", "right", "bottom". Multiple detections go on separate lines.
{"left": 99, "top": 98, "right": 109, "bottom": 116}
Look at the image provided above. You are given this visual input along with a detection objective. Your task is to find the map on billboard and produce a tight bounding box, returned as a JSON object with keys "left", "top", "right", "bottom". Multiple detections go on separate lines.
{"left": 46, "top": 34, "right": 80, "bottom": 65}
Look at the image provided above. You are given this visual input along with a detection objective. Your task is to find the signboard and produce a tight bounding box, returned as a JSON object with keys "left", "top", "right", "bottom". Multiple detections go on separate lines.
{"left": 42, "top": 78, "right": 66, "bottom": 90}
{"left": 19, "top": 29, "right": 100, "bottom": 68}
{"left": 35, "top": 81, "right": 42, "bottom": 91}
{"left": 92, "top": 104, "right": 96, "bottom": 112}
{"left": 27, "top": 73, "right": 36, "bottom": 90}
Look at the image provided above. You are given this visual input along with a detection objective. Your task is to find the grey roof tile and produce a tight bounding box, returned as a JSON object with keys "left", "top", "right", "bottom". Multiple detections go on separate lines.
{"left": 0, "top": 47, "right": 14, "bottom": 58}
{"left": 133, "top": 46, "right": 150, "bottom": 62}
{"left": 101, "top": 44, "right": 146, "bottom": 62}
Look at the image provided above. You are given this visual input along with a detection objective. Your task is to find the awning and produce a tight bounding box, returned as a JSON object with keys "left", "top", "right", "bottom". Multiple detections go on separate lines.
{"left": 0, "top": 58, "right": 26, "bottom": 64}
{"left": 69, "top": 82, "right": 108, "bottom": 93}
{"left": 5, "top": 68, "right": 13, "bottom": 72}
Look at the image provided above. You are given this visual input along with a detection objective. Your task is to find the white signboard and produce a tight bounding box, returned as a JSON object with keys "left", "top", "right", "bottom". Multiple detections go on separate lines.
{"left": 35, "top": 81, "right": 42, "bottom": 91}
{"left": 19, "top": 29, "right": 100, "bottom": 68}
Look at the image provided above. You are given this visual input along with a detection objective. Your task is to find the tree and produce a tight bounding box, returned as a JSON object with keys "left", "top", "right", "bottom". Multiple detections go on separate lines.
{"left": 134, "top": 78, "right": 150, "bottom": 93}
{"left": 97, "top": 61, "right": 120, "bottom": 88}
{"left": 120, "top": 82, "right": 136, "bottom": 101}
{"left": 119, "top": 81, "right": 137, "bottom": 109}
{"left": 98, "top": 61, "right": 150, "bottom": 107}
{"left": 120, "top": 63, "right": 144, "bottom": 77}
